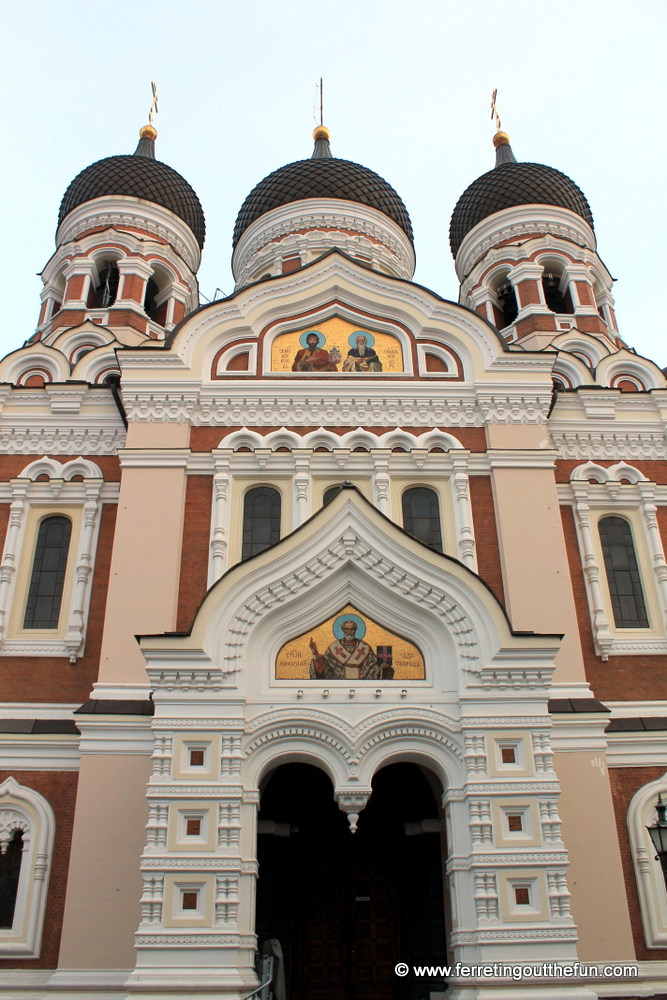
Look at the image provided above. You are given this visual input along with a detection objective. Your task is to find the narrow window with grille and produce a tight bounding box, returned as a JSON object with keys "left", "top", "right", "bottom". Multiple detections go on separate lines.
{"left": 23, "top": 515, "right": 72, "bottom": 629}
{"left": 598, "top": 516, "right": 649, "bottom": 628}
{"left": 242, "top": 488, "right": 281, "bottom": 560}
{"left": 402, "top": 487, "right": 443, "bottom": 552}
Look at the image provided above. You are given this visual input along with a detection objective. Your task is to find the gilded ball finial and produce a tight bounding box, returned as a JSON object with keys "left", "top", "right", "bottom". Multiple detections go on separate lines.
{"left": 493, "top": 130, "right": 511, "bottom": 148}
{"left": 139, "top": 124, "right": 158, "bottom": 141}
{"left": 313, "top": 125, "right": 331, "bottom": 141}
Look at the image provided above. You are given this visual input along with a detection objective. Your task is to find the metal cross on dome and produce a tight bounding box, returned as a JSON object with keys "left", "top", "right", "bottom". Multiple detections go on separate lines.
{"left": 148, "top": 81, "right": 159, "bottom": 125}
{"left": 490, "top": 87, "right": 501, "bottom": 132}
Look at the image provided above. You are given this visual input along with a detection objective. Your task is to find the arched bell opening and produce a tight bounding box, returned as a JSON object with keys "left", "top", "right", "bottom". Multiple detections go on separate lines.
{"left": 255, "top": 761, "right": 448, "bottom": 1000}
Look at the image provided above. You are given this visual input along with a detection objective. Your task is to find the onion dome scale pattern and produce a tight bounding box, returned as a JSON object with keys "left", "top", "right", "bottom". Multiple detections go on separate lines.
{"left": 449, "top": 160, "right": 593, "bottom": 258}
{"left": 233, "top": 157, "right": 413, "bottom": 248}
{"left": 58, "top": 154, "right": 206, "bottom": 249}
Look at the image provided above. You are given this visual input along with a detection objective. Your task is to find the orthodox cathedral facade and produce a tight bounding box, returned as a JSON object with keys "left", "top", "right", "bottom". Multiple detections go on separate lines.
{"left": 0, "top": 110, "right": 666, "bottom": 1000}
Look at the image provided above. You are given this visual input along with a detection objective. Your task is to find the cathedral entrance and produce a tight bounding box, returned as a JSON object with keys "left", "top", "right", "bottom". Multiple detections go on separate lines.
{"left": 255, "top": 762, "right": 448, "bottom": 1000}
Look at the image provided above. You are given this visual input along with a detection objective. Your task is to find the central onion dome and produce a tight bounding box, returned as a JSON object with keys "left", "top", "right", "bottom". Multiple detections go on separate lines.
{"left": 234, "top": 128, "right": 413, "bottom": 248}
{"left": 449, "top": 132, "right": 593, "bottom": 258}
{"left": 58, "top": 125, "right": 206, "bottom": 249}
{"left": 231, "top": 126, "right": 415, "bottom": 287}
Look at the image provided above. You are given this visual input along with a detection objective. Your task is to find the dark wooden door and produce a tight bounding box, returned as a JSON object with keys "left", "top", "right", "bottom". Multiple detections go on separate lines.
{"left": 256, "top": 762, "right": 448, "bottom": 1000}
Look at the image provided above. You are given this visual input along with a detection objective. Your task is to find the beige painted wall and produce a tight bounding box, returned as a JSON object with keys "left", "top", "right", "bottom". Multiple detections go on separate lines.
{"left": 58, "top": 753, "right": 152, "bottom": 969}
{"left": 490, "top": 460, "right": 586, "bottom": 685}
{"left": 554, "top": 750, "right": 635, "bottom": 960}
{"left": 98, "top": 456, "right": 188, "bottom": 685}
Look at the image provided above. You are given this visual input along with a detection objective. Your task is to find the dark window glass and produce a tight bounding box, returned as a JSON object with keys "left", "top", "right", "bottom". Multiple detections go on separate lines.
{"left": 542, "top": 273, "right": 574, "bottom": 314}
{"left": 402, "top": 487, "right": 443, "bottom": 552}
{"left": 496, "top": 281, "right": 518, "bottom": 327}
{"left": 90, "top": 264, "right": 119, "bottom": 309}
{"left": 144, "top": 277, "right": 160, "bottom": 320}
{"left": 23, "top": 516, "right": 72, "bottom": 629}
{"left": 599, "top": 516, "right": 649, "bottom": 628}
{"left": 242, "top": 488, "right": 281, "bottom": 560}
{"left": 323, "top": 485, "right": 344, "bottom": 505}
{"left": 0, "top": 829, "right": 23, "bottom": 928}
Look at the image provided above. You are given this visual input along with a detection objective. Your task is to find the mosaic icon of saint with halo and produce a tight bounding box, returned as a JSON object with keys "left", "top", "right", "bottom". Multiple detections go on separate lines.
{"left": 309, "top": 613, "right": 384, "bottom": 680}
{"left": 291, "top": 330, "right": 382, "bottom": 373}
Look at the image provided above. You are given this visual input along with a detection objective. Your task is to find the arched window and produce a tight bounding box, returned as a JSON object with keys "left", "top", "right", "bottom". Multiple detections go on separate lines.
{"left": 242, "top": 488, "right": 281, "bottom": 560}
{"left": 323, "top": 484, "right": 344, "bottom": 505}
{"left": 23, "top": 516, "right": 72, "bottom": 629}
{"left": 0, "top": 830, "right": 23, "bottom": 929}
{"left": 598, "top": 516, "right": 649, "bottom": 628}
{"left": 0, "top": 777, "right": 55, "bottom": 957}
{"left": 402, "top": 487, "right": 443, "bottom": 552}
{"left": 89, "top": 263, "right": 119, "bottom": 309}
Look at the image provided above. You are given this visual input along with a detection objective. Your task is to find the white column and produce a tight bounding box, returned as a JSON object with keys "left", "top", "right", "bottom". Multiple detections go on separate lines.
{"left": 64, "top": 480, "right": 103, "bottom": 662}
{"left": 372, "top": 450, "right": 391, "bottom": 516}
{"left": 638, "top": 482, "right": 667, "bottom": 628}
{"left": 571, "top": 483, "right": 614, "bottom": 659}
{"left": 451, "top": 455, "right": 477, "bottom": 570}
{"left": 0, "top": 481, "right": 28, "bottom": 646}
{"left": 293, "top": 450, "right": 311, "bottom": 527}
{"left": 209, "top": 450, "right": 232, "bottom": 587}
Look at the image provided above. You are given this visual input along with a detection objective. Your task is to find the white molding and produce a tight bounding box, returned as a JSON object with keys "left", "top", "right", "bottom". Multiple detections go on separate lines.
{"left": 456, "top": 204, "right": 597, "bottom": 280}
{"left": 56, "top": 195, "right": 202, "bottom": 273}
{"left": 231, "top": 198, "right": 415, "bottom": 285}
{"left": 551, "top": 428, "right": 667, "bottom": 461}
{"left": 606, "top": 701, "right": 667, "bottom": 717}
{"left": 90, "top": 682, "right": 152, "bottom": 700}
{"left": 0, "top": 736, "right": 80, "bottom": 771}
{"left": 549, "top": 714, "right": 610, "bottom": 752}
{"left": 606, "top": 731, "right": 667, "bottom": 767}
{"left": 0, "top": 777, "right": 55, "bottom": 957}
{"left": 75, "top": 716, "right": 154, "bottom": 755}
{"left": 121, "top": 387, "right": 553, "bottom": 427}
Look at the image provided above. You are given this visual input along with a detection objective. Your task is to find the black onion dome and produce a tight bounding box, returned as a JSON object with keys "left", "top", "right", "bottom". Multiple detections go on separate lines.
{"left": 450, "top": 161, "right": 593, "bottom": 258}
{"left": 233, "top": 157, "right": 413, "bottom": 248}
{"left": 58, "top": 155, "right": 206, "bottom": 249}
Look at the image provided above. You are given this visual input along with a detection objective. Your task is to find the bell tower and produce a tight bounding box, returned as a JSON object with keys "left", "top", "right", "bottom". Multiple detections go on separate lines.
{"left": 34, "top": 109, "right": 205, "bottom": 351}
{"left": 450, "top": 122, "right": 621, "bottom": 353}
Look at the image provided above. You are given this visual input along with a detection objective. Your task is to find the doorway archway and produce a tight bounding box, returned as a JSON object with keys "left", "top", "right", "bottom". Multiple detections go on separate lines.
{"left": 256, "top": 761, "right": 448, "bottom": 1000}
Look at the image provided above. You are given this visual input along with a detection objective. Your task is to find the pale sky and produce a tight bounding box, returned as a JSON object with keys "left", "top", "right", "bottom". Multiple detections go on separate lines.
{"left": 1, "top": 1, "right": 665, "bottom": 365}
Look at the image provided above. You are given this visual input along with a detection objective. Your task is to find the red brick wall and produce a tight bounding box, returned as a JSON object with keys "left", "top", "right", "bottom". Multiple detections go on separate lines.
{"left": 176, "top": 476, "right": 213, "bottom": 632}
{"left": 63, "top": 275, "right": 85, "bottom": 302}
{"left": 0, "top": 504, "right": 117, "bottom": 703}
{"left": 469, "top": 475, "right": 505, "bottom": 607}
{"left": 189, "top": 426, "right": 488, "bottom": 453}
{"left": 560, "top": 504, "right": 667, "bottom": 700}
{"left": 516, "top": 279, "right": 541, "bottom": 307}
{"left": 119, "top": 274, "right": 145, "bottom": 303}
{"left": 609, "top": 766, "right": 667, "bottom": 961}
{"left": 0, "top": 770, "right": 78, "bottom": 969}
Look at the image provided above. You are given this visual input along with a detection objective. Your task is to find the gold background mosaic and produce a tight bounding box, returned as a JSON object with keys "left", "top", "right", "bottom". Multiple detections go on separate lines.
{"left": 275, "top": 603, "right": 425, "bottom": 679}
{"left": 271, "top": 317, "right": 404, "bottom": 373}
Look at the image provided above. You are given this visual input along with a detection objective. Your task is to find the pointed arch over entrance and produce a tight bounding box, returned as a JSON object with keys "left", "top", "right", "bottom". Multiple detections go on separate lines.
{"left": 256, "top": 761, "right": 447, "bottom": 1000}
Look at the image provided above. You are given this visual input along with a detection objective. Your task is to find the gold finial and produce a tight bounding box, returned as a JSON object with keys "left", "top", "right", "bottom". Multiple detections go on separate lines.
{"left": 139, "top": 123, "right": 158, "bottom": 140}
{"left": 313, "top": 125, "right": 331, "bottom": 141}
{"left": 493, "top": 130, "right": 511, "bottom": 147}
